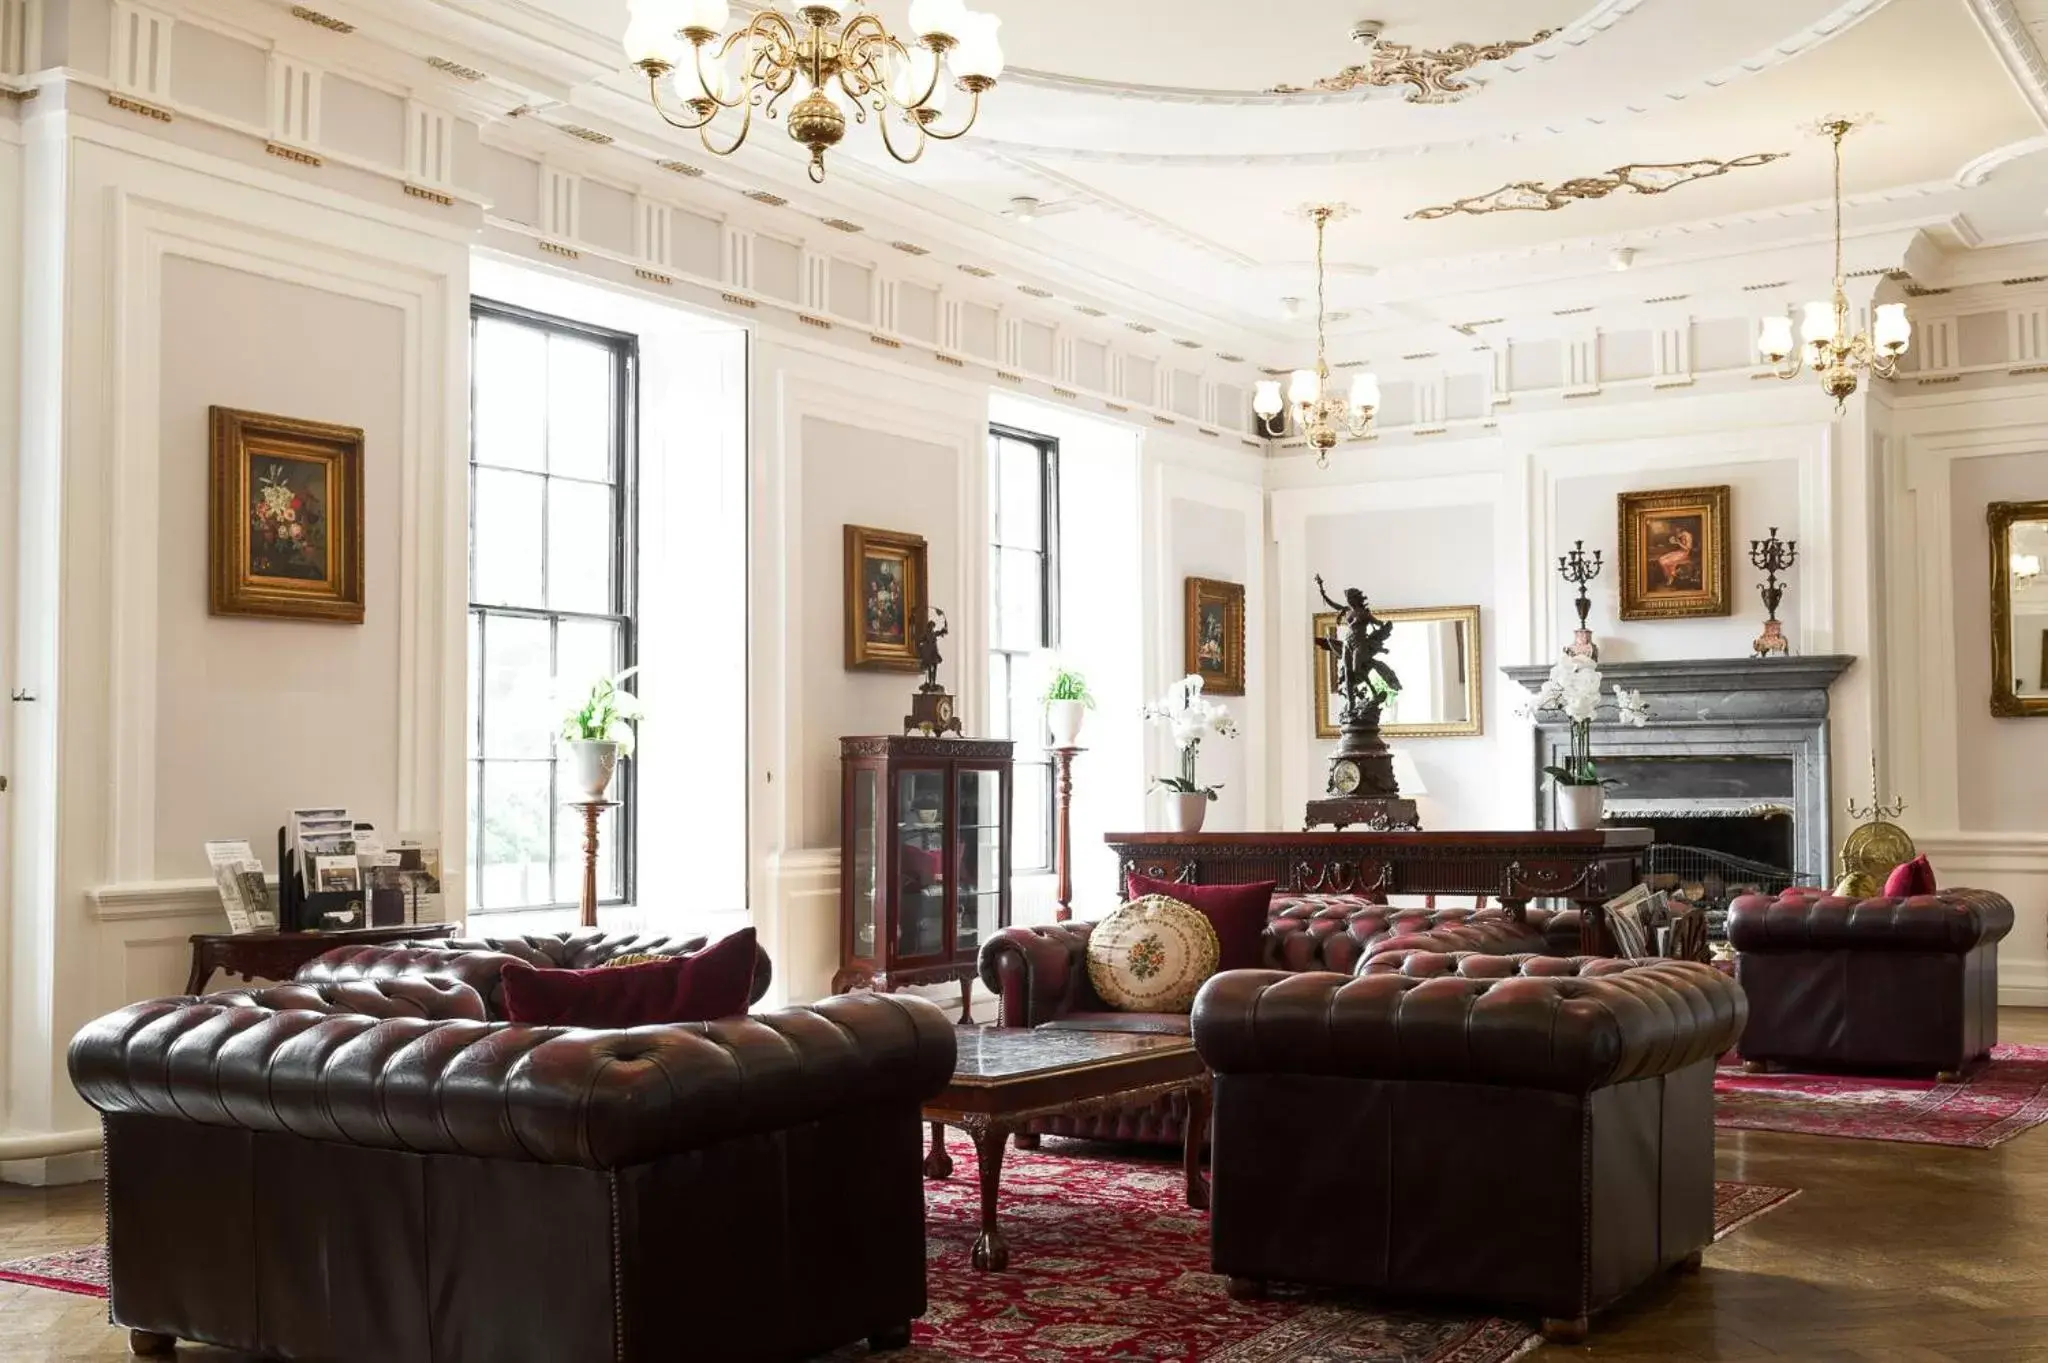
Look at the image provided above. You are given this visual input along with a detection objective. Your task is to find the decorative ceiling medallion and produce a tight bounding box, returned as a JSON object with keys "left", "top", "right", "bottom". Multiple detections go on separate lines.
{"left": 1271, "top": 26, "right": 1556, "bottom": 105}
{"left": 744, "top": 190, "right": 790, "bottom": 207}
{"left": 821, "top": 218, "right": 865, "bottom": 233}
{"left": 1410, "top": 153, "right": 1787, "bottom": 220}
{"left": 290, "top": 6, "right": 355, "bottom": 33}
{"left": 426, "top": 56, "right": 488, "bottom": 81}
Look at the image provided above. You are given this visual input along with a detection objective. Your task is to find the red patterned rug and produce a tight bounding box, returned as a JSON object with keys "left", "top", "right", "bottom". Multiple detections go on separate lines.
{"left": 1, "top": 1136, "right": 1797, "bottom": 1362}
{"left": 1715, "top": 1043, "right": 2048, "bottom": 1149}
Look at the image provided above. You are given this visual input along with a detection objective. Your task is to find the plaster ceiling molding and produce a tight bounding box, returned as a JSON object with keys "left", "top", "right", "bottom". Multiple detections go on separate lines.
{"left": 1955, "top": 133, "right": 2048, "bottom": 185}
{"left": 1265, "top": 25, "right": 1563, "bottom": 106}
{"left": 1962, "top": 0, "right": 2048, "bottom": 126}
{"left": 1408, "top": 154, "right": 1791, "bottom": 220}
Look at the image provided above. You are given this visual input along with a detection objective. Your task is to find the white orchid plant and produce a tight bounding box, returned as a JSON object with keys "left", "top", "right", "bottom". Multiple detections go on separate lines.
{"left": 1142, "top": 673, "right": 1238, "bottom": 801}
{"left": 1519, "top": 651, "right": 1650, "bottom": 788}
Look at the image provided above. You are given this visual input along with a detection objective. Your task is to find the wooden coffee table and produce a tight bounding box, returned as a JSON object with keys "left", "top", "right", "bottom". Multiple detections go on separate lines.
{"left": 921, "top": 1027, "right": 1210, "bottom": 1272}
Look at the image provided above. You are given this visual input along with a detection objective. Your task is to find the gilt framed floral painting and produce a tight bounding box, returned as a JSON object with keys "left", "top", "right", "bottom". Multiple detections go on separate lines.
{"left": 1184, "top": 577, "right": 1246, "bottom": 696}
{"left": 844, "top": 524, "right": 927, "bottom": 672}
{"left": 1617, "top": 484, "right": 1731, "bottom": 621}
{"left": 208, "top": 406, "right": 365, "bottom": 623}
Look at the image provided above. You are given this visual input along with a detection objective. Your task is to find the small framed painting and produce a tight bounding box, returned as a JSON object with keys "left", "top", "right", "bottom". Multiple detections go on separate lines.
{"left": 844, "top": 524, "right": 927, "bottom": 672}
{"left": 1617, "top": 484, "right": 1732, "bottom": 621}
{"left": 209, "top": 406, "right": 365, "bottom": 623}
{"left": 1185, "top": 577, "right": 1246, "bottom": 696}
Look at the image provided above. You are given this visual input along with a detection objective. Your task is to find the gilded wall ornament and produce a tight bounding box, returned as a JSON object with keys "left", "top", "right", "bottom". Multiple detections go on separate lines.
{"left": 1270, "top": 30, "right": 1556, "bottom": 104}
{"left": 1409, "top": 153, "right": 1788, "bottom": 220}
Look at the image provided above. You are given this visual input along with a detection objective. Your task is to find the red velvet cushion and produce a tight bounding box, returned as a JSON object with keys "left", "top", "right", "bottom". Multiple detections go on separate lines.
{"left": 500, "top": 927, "right": 759, "bottom": 1027}
{"left": 1125, "top": 874, "right": 1275, "bottom": 973}
{"left": 1883, "top": 854, "right": 1937, "bottom": 898}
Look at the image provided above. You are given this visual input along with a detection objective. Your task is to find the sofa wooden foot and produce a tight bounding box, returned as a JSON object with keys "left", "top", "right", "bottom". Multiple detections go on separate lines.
{"left": 1013, "top": 1131, "right": 1040, "bottom": 1151}
{"left": 1741, "top": 1058, "right": 1771, "bottom": 1075}
{"left": 1226, "top": 1277, "right": 1267, "bottom": 1301}
{"left": 128, "top": 1331, "right": 177, "bottom": 1356}
{"left": 1541, "top": 1316, "right": 1589, "bottom": 1344}
{"left": 1936, "top": 1069, "right": 1963, "bottom": 1084}
{"left": 867, "top": 1322, "right": 912, "bottom": 1352}
{"left": 1674, "top": 1249, "right": 1704, "bottom": 1274}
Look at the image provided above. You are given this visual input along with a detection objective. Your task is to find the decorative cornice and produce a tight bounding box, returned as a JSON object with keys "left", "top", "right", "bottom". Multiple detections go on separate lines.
{"left": 1961, "top": 0, "right": 2048, "bottom": 129}
{"left": 1411, "top": 154, "right": 1788, "bottom": 220}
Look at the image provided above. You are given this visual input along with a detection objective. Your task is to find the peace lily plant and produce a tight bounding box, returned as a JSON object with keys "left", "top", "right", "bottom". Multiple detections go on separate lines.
{"left": 561, "top": 667, "right": 644, "bottom": 799}
{"left": 1143, "top": 673, "right": 1239, "bottom": 833}
{"left": 1519, "top": 651, "right": 1650, "bottom": 829}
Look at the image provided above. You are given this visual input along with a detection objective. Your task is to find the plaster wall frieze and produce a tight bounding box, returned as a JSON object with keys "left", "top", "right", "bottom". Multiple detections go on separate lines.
{"left": 1961, "top": 0, "right": 2048, "bottom": 128}
{"left": 961, "top": 0, "right": 1893, "bottom": 167}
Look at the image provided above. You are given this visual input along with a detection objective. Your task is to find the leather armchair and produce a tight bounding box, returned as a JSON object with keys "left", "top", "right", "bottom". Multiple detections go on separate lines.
{"left": 1729, "top": 887, "right": 2013, "bottom": 1077}
{"left": 1192, "top": 954, "right": 1746, "bottom": 1340}
{"left": 70, "top": 977, "right": 953, "bottom": 1362}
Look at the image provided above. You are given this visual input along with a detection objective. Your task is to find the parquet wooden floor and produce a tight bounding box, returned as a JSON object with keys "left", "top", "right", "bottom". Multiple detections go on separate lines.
{"left": 6, "top": 1010, "right": 2047, "bottom": 1361}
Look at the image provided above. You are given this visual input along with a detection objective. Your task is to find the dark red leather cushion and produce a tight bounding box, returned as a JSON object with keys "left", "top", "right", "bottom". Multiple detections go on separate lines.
{"left": 1126, "top": 874, "right": 1274, "bottom": 972}
{"left": 500, "top": 927, "right": 759, "bottom": 1027}
{"left": 1883, "top": 854, "right": 1936, "bottom": 897}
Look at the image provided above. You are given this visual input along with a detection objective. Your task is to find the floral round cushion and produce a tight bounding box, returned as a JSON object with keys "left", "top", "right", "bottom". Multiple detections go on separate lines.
{"left": 1085, "top": 895, "right": 1221, "bottom": 1013}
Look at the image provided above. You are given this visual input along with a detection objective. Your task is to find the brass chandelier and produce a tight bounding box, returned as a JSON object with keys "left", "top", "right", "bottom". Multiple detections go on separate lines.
{"left": 1254, "top": 205, "right": 1380, "bottom": 467}
{"left": 1757, "top": 119, "right": 1909, "bottom": 408}
{"left": 622, "top": 0, "right": 1004, "bottom": 184}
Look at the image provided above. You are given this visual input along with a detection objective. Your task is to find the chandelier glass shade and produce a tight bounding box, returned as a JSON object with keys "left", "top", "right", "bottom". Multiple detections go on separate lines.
{"left": 1757, "top": 119, "right": 1909, "bottom": 409}
{"left": 622, "top": 0, "right": 1003, "bottom": 183}
{"left": 1254, "top": 205, "right": 1378, "bottom": 467}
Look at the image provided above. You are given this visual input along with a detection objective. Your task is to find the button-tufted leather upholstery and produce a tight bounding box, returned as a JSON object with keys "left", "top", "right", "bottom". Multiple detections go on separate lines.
{"left": 69, "top": 981, "right": 953, "bottom": 1362}
{"left": 1727, "top": 886, "right": 2012, "bottom": 1076}
{"left": 1194, "top": 952, "right": 1742, "bottom": 1333}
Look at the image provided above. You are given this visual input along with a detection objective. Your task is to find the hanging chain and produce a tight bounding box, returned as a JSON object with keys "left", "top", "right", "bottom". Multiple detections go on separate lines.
{"left": 1314, "top": 207, "right": 1330, "bottom": 379}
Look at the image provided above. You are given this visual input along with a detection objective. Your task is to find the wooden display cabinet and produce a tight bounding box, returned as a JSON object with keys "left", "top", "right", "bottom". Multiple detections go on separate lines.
{"left": 835, "top": 735, "right": 1014, "bottom": 1023}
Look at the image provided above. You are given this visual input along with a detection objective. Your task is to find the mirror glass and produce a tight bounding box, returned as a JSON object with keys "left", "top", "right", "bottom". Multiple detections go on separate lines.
{"left": 1995, "top": 503, "right": 2048, "bottom": 716}
{"left": 1314, "top": 604, "right": 1483, "bottom": 737}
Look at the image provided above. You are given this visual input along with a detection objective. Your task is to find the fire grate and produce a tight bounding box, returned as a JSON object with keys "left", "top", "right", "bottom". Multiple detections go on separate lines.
{"left": 1640, "top": 843, "right": 1813, "bottom": 940}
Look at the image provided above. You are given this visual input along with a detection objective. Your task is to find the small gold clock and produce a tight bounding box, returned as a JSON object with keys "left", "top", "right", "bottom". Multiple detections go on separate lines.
{"left": 1329, "top": 759, "right": 1362, "bottom": 795}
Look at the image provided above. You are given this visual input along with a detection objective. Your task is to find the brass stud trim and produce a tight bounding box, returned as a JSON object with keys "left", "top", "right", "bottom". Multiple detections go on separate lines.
{"left": 958, "top": 264, "right": 996, "bottom": 278}
{"left": 635, "top": 268, "right": 674, "bottom": 285}
{"left": 1904, "top": 284, "right": 1952, "bottom": 297}
{"left": 934, "top": 354, "right": 965, "bottom": 367}
{"left": 1174, "top": 339, "right": 1203, "bottom": 349}
{"left": 820, "top": 218, "right": 864, "bottom": 233}
{"left": 870, "top": 334, "right": 903, "bottom": 349}
{"left": 720, "top": 292, "right": 759, "bottom": 308}
{"left": 2010, "top": 364, "right": 2048, "bottom": 377}
{"left": 404, "top": 184, "right": 454, "bottom": 206}
{"left": 1017, "top": 286, "right": 1055, "bottom": 299}
{"left": 1074, "top": 306, "right": 1108, "bottom": 318}
{"left": 107, "top": 93, "right": 172, "bottom": 122}
{"left": 1551, "top": 306, "right": 1594, "bottom": 317}
{"left": 1126, "top": 322, "right": 1158, "bottom": 334}
{"left": 658, "top": 159, "right": 706, "bottom": 177}
{"left": 426, "top": 56, "right": 488, "bottom": 81}
{"left": 1217, "top": 353, "right": 1246, "bottom": 363}
{"left": 1742, "top": 280, "right": 1792, "bottom": 292}
{"left": 1400, "top": 351, "right": 1437, "bottom": 361}
{"left": 1052, "top": 387, "right": 1078, "bottom": 399}
{"left": 290, "top": 6, "right": 355, "bottom": 33}
{"left": 1562, "top": 390, "right": 1600, "bottom": 399}
{"left": 1642, "top": 293, "right": 1688, "bottom": 304}
{"left": 1917, "top": 374, "right": 1961, "bottom": 385}
{"left": 2004, "top": 275, "right": 2048, "bottom": 287}
{"left": 1152, "top": 415, "right": 1178, "bottom": 426}
{"left": 890, "top": 241, "right": 930, "bottom": 256}
{"left": 799, "top": 315, "right": 832, "bottom": 330}
{"left": 1105, "top": 402, "right": 1132, "bottom": 413}
{"left": 558, "top": 124, "right": 615, "bottom": 145}
{"left": 997, "top": 371, "right": 1024, "bottom": 384}
{"left": 1, "top": 88, "right": 39, "bottom": 103}
{"left": 265, "top": 143, "right": 322, "bottom": 167}
{"left": 744, "top": 190, "right": 788, "bottom": 207}
{"left": 538, "top": 241, "right": 580, "bottom": 259}
{"left": 1413, "top": 426, "right": 1449, "bottom": 436}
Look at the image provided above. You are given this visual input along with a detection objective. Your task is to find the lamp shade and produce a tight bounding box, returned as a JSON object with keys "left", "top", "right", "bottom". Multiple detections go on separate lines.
{"left": 1801, "top": 300, "right": 1840, "bottom": 347}
{"left": 1390, "top": 749, "right": 1427, "bottom": 798}
{"left": 1288, "top": 368, "right": 1320, "bottom": 405}
{"left": 950, "top": 11, "right": 1005, "bottom": 79}
{"left": 673, "top": 0, "right": 728, "bottom": 33}
{"left": 908, "top": 0, "right": 967, "bottom": 39}
{"left": 888, "top": 44, "right": 939, "bottom": 105}
{"left": 1252, "top": 380, "right": 1284, "bottom": 419}
{"left": 1873, "top": 302, "right": 1910, "bottom": 353}
{"left": 1757, "top": 314, "right": 1795, "bottom": 361}
{"left": 622, "top": 13, "right": 680, "bottom": 64}
{"left": 1349, "top": 371, "right": 1381, "bottom": 412}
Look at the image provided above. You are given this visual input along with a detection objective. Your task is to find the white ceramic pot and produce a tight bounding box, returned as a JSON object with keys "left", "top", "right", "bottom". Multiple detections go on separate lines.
{"left": 1046, "top": 699, "right": 1085, "bottom": 747}
{"left": 567, "top": 739, "right": 620, "bottom": 799}
{"left": 1170, "top": 792, "right": 1209, "bottom": 834}
{"left": 1555, "top": 783, "right": 1606, "bottom": 831}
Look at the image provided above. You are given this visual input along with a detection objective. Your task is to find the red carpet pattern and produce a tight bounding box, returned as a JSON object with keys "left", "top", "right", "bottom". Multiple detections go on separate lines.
{"left": 0, "top": 1135, "right": 1799, "bottom": 1362}
{"left": 1715, "top": 1043, "right": 2048, "bottom": 1149}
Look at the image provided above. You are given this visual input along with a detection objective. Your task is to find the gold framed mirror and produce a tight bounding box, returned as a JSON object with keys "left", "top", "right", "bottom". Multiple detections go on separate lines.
{"left": 1313, "top": 604, "right": 1483, "bottom": 738}
{"left": 1991, "top": 500, "right": 2048, "bottom": 717}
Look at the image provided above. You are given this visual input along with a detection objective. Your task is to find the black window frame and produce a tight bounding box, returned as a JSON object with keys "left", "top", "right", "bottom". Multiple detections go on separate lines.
{"left": 988, "top": 422, "right": 1061, "bottom": 875}
{"left": 468, "top": 298, "right": 641, "bottom": 916}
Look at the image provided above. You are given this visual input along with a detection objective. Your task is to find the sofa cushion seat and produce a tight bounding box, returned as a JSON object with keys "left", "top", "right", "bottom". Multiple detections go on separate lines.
{"left": 1037, "top": 1011, "right": 1191, "bottom": 1036}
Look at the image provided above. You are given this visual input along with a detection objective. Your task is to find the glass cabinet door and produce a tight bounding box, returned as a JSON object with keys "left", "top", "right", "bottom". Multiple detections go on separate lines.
{"left": 954, "top": 765, "right": 1006, "bottom": 958}
{"left": 895, "top": 767, "right": 949, "bottom": 959}
{"left": 848, "top": 767, "right": 882, "bottom": 959}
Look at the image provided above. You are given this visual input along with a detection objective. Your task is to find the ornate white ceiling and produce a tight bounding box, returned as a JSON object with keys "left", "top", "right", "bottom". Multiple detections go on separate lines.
{"left": 320, "top": 0, "right": 2048, "bottom": 363}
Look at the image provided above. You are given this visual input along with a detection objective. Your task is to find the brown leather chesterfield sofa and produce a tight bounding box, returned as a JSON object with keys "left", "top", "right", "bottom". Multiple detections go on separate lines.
{"left": 1191, "top": 952, "right": 1747, "bottom": 1341}
{"left": 69, "top": 963, "right": 955, "bottom": 1362}
{"left": 978, "top": 897, "right": 1581, "bottom": 1143}
{"left": 1729, "top": 886, "right": 2013, "bottom": 1077}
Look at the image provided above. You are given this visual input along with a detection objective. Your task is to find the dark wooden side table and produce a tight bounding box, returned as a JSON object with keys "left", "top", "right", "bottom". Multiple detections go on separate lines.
{"left": 184, "top": 924, "right": 456, "bottom": 996}
{"left": 921, "top": 1027, "right": 1210, "bottom": 1272}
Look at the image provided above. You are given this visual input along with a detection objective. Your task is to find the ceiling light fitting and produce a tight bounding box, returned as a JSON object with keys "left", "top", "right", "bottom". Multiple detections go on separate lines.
{"left": 623, "top": 0, "right": 1003, "bottom": 184}
{"left": 1757, "top": 120, "right": 1909, "bottom": 409}
{"left": 1253, "top": 206, "right": 1379, "bottom": 468}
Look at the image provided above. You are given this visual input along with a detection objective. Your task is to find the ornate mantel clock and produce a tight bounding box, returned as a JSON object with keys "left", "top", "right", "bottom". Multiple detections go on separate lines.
{"left": 1305, "top": 577, "right": 1421, "bottom": 831}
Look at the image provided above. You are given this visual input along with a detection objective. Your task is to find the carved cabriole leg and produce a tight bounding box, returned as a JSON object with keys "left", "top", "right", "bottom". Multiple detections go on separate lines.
{"left": 128, "top": 1331, "right": 177, "bottom": 1356}
{"left": 1500, "top": 896, "right": 1530, "bottom": 927}
{"left": 958, "top": 974, "right": 974, "bottom": 1025}
{"left": 967, "top": 1121, "right": 1012, "bottom": 1272}
{"left": 1541, "top": 1316, "right": 1589, "bottom": 1344}
{"left": 1183, "top": 1082, "right": 1212, "bottom": 1211}
{"left": 868, "top": 1323, "right": 912, "bottom": 1351}
{"left": 1226, "top": 1278, "right": 1267, "bottom": 1301}
{"left": 923, "top": 1120, "right": 953, "bottom": 1180}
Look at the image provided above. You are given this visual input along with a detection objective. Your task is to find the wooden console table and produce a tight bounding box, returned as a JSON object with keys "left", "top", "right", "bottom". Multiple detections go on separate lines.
{"left": 184, "top": 924, "right": 456, "bottom": 997}
{"left": 1105, "top": 829, "right": 1651, "bottom": 955}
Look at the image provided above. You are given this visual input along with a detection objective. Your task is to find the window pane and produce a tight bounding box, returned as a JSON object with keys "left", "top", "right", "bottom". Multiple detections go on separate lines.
{"left": 988, "top": 655, "right": 1011, "bottom": 741}
{"left": 554, "top": 801, "right": 621, "bottom": 904}
{"left": 548, "top": 479, "right": 614, "bottom": 615}
{"left": 1008, "top": 664, "right": 1042, "bottom": 750}
{"left": 547, "top": 335, "right": 613, "bottom": 482}
{"left": 473, "top": 468, "right": 546, "bottom": 608}
{"left": 481, "top": 614, "right": 554, "bottom": 758}
{"left": 556, "top": 617, "right": 623, "bottom": 705}
{"left": 478, "top": 759, "right": 553, "bottom": 909}
{"left": 998, "top": 547, "right": 1044, "bottom": 651}
{"left": 997, "top": 440, "right": 1042, "bottom": 549}
{"left": 474, "top": 318, "right": 546, "bottom": 472}
{"left": 467, "top": 759, "right": 480, "bottom": 906}
{"left": 467, "top": 612, "right": 482, "bottom": 759}
{"left": 1014, "top": 762, "right": 1049, "bottom": 871}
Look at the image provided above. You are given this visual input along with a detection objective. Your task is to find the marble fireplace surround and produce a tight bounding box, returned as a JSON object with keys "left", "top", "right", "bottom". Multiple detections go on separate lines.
{"left": 1502, "top": 656, "right": 1857, "bottom": 884}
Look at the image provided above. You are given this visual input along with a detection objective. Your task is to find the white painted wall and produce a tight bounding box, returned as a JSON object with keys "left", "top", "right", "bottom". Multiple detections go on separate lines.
{"left": 1948, "top": 450, "right": 2048, "bottom": 832}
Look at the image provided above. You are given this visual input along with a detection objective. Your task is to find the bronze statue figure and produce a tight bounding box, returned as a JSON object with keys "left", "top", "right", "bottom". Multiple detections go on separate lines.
{"left": 911, "top": 607, "right": 950, "bottom": 692}
{"left": 1315, "top": 575, "right": 1400, "bottom": 723}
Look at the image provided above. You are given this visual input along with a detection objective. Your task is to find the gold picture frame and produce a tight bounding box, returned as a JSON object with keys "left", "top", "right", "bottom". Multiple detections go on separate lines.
{"left": 1988, "top": 499, "right": 2048, "bottom": 717}
{"left": 1313, "top": 605, "right": 1483, "bottom": 739}
{"left": 1617, "top": 484, "right": 1731, "bottom": 621}
{"left": 1185, "top": 577, "right": 1246, "bottom": 696}
{"left": 209, "top": 406, "right": 365, "bottom": 623}
{"left": 844, "top": 524, "right": 927, "bottom": 672}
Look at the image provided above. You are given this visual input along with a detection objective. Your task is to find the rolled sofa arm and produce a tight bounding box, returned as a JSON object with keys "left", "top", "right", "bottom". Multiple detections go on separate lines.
{"left": 297, "top": 946, "right": 525, "bottom": 1016}
{"left": 414, "top": 930, "right": 775, "bottom": 1005}
{"left": 70, "top": 991, "right": 956, "bottom": 1169}
{"left": 1727, "top": 888, "right": 2015, "bottom": 953}
{"left": 977, "top": 922, "right": 1096, "bottom": 1026}
{"left": 207, "top": 977, "right": 489, "bottom": 1021}
{"left": 1191, "top": 958, "right": 1744, "bottom": 1093}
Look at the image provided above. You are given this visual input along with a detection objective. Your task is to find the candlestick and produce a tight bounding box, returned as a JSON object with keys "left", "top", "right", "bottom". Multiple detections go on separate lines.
{"left": 1749, "top": 526, "right": 1799, "bottom": 658}
{"left": 1556, "top": 539, "right": 1604, "bottom": 660}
